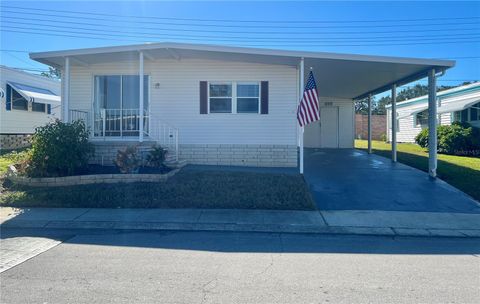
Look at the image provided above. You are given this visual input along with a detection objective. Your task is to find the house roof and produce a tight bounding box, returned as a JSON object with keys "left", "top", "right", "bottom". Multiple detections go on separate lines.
{"left": 0, "top": 65, "right": 61, "bottom": 84}
{"left": 385, "top": 82, "right": 480, "bottom": 109}
{"left": 29, "top": 42, "right": 455, "bottom": 99}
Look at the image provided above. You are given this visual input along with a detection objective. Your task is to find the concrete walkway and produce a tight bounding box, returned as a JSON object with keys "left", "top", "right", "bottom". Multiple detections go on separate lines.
{"left": 304, "top": 149, "right": 480, "bottom": 213}
{"left": 1, "top": 207, "right": 479, "bottom": 238}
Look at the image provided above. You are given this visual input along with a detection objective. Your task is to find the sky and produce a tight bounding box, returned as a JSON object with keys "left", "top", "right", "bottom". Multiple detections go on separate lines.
{"left": 1, "top": 0, "right": 479, "bottom": 93}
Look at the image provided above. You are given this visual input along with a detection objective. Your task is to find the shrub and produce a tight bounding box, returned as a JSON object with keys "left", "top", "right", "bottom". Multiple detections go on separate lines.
{"left": 114, "top": 146, "right": 140, "bottom": 174}
{"left": 27, "top": 120, "right": 93, "bottom": 177}
{"left": 146, "top": 146, "right": 168, "bottom": 168}
{"left": 380, "top": 133, "right": 387, "bottom": 142}
{"left": 415, "top": 128, "right": 429, "bottom": 148}
{"left": 415, "top": 122, "right": 480, "bottom": 155}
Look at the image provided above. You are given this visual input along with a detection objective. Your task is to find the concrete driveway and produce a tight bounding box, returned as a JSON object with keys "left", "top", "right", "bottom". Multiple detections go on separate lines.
{"left": 303, "top": 148, "right": 480, "bottom": 213}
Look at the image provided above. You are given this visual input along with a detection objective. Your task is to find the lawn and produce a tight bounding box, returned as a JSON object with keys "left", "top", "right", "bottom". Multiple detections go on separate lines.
{"left": 0, "top": 169, "right": 316, "bottom": 210}
{"left": 355, "top": 140, "right": 480, "bottom": 201}
{"left": 0, "top": 149, "right": 29, "bottom": 175}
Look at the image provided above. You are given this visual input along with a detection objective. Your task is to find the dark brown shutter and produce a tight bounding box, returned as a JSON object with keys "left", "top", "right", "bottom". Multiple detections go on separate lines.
{"left": 200, "top": 81, "right": 208, "bottom": 114}
{"left": 260, "top": 81, "right": 269, "bottom": 114}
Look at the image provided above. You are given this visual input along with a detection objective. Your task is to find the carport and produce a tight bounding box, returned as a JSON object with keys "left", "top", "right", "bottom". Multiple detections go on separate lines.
{"left": 297, "top": 52, "right": 455, "bottom": 178}
{"left": 304, "top": 148, "right": 480, "bottom": 213}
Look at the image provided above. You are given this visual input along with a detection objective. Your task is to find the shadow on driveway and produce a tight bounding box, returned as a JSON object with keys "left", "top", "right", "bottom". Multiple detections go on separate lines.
{"left": 304, "top": 148, "right": 480, "bottom": 213}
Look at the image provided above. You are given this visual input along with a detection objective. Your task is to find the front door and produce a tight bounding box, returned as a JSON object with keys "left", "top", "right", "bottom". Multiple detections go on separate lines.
{"left": 320, "top": 106, "right": 339, "bottom": 148}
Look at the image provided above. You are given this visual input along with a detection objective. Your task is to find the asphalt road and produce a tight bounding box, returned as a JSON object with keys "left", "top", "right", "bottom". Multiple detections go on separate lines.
{"left": 1, "top": 228, "right": 479, "bottom": 304}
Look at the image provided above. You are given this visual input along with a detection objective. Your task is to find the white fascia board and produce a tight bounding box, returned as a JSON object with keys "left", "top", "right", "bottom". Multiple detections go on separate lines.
{"left": 29, "top": 42, "right": 455, "bottom": 68}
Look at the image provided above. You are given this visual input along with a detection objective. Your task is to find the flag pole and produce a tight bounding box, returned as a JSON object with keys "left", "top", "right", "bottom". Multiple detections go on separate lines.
{"left": 299, "top": 57, "right": 305, "bottom": 174}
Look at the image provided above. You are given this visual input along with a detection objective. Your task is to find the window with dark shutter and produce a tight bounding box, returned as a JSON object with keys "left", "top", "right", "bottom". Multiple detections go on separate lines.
{"left": 5, "top": 85, "right": 12, "bottom": 111}
{"left": 200, "top": 81, "right": 208, "bottom": 114}
{"left": 260, "top": 81, "right": 269, "bottom": 114}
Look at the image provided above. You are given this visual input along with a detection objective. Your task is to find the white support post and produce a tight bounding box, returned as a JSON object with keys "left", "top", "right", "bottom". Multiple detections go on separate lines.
{"left": 63, "top": 57, "right": 70, "bottom": 123}
{"left": 367, "top": 94, "right": 372, "bottom": 154}
{"left": 391, "top": 84, "right": 397, "bottom": 162}
{"left": 428, "top": 69, "right": 437, "bottom": 178}
{"left": 139, "top": 51, "right": 144, "bottom": 143}
{"left": 299, "top": 57, "right": 305, "bottom": 174}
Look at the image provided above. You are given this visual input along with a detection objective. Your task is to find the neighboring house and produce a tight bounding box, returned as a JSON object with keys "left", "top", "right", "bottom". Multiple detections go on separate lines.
{"left": 0, "top": 66, "right": 61, "bottom": 149}
{"left": 386, "top": 82, "right": 480, "bottom": 143}
{"left": 30, "top": 42, "right": 454, "bottom": 168}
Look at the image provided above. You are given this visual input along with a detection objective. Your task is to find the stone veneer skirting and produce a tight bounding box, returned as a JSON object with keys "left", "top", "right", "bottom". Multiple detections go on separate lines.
{"left": 89, "top": 142, "right": 298, "bottom": 168}
{"left": 89, "top": 141, "right": 157, "bottom": 165}
{"left": 7, "top": 165, "right": 181, "bottom": 187}
{"left": 0, "top": 134, "right": 32, "bottom": 150}
{"left": 179, "top": 144, "right": 298, "bottom": 167}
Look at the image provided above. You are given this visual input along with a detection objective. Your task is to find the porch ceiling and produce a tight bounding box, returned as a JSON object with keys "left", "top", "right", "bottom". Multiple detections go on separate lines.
{"left": 30, "top": 42, "right": 455, "bottom": 100}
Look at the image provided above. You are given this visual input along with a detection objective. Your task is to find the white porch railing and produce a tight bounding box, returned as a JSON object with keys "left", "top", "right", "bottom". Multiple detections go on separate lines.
{"left": 70, "top": 109, "right": 179, "bottom": 163}
{"left": 92, "top": 108, "right": 149, "bottom": 138}
{"left": 70, "top": 109, "right": 90, "bottom": 125}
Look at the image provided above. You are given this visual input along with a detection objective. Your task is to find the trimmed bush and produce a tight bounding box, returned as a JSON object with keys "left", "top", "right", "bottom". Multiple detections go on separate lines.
{"left": 415, "top": 122, "right": 480, "bottom": 156}
{"left": 27, "top": 120, "right": 94, "bottom": 177}
{"left": 146, "top": 145, "right": 168, "bottom": 168}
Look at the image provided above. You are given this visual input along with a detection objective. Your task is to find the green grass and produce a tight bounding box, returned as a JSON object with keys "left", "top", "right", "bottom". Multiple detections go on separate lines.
{"left": 355, "top": 140, "right": 480, "bottom": 201}
{"left": 0, "top": 149, "right": 29, "bottom": 175}
{"left": 0, "top": 170, "right": 316, "bottom": 210}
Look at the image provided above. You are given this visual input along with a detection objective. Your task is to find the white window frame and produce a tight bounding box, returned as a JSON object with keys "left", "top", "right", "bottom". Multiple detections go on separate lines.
{"left": 91, "top": 74, "right": 150, "bottom": 139}
{"left": 236, "top": 81, "right": 261, "bottom": 114}
{"left": 415, "top": 110, "right": 429, "bottom": 128}
{"left": 207, "top": 81, "right": 261, "bottom": 114}
{"left": 208, "top": 81, "right": 233, "bottom": 114}
{"left": 8, "top": 84, "right": 48, "bottom": 114}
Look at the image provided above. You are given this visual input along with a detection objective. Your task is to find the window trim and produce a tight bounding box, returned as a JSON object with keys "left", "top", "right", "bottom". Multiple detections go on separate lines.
{"left": 91, "top": 74, "right": 151, "bottom": 138}
{"left": 207, "top": 81, "right": 261, "bottom": 114}
{"left": 7, "top": 84, "right": 48, "bottom": 114}
{"left": 236, "top": 82, "right": 261, "bottom": 114}
{"left": 208, "top": 81, "right": 233, "bottom": 114}
{"left": 31, "top": 102, "right": 46, "bottom": 113}
{"left": 415, "top": 110, "right": 429, "bottom": 128}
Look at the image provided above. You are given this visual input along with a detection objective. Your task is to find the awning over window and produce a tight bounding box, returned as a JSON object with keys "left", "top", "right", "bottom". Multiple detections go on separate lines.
{"left": 7, "top": 82, "right": 60, "bottom": 105}
{"left": 437, "top": 95, "right": 480, "bottom": 114}
{"left": 396, "top": 105, "right": 428, "bottom": 120}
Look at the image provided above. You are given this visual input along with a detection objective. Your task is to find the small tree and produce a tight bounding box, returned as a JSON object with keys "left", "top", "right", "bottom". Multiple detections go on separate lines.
{"left": 27, "top": 120, "right": 93, "bottom": 177}
{"left": 41, "top": 67, "right": 61, "bottom": 79}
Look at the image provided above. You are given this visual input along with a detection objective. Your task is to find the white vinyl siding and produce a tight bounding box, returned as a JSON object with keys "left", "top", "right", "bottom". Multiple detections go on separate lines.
{"left": 0, "top": 67, "right": 60, "bottom": 134}
{"left": 68, "top": 58, "right": 298, "bottom": 145}
{"left": 387, "top": 109, "right": 453, "bottom": 143}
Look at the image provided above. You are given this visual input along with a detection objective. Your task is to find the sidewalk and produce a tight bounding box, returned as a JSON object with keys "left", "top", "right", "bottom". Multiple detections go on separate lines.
{"left": 1, "top": 207, "right": 480, "bottom": 238}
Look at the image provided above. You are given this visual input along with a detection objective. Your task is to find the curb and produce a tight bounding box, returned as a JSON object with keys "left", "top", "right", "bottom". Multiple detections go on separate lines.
{"left": 2, "top": 220, "right": 480, "bottom": 238}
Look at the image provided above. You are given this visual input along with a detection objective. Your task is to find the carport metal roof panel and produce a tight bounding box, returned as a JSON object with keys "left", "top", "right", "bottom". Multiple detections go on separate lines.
{"left": 30, "top": 42, "right": 455, "bottom": 99}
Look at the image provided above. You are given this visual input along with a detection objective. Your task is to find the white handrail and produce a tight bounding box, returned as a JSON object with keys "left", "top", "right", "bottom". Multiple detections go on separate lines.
{"left": 71, "top": 108, "right": 179, "bottom": 163}
{"left": 147, "top": 112, "right": 179, "bottom": 163}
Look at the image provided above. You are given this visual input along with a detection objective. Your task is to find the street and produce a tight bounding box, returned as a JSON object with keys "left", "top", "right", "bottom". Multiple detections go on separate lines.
{"left": 1, "top": 228, "right": 479, "bottom": 304}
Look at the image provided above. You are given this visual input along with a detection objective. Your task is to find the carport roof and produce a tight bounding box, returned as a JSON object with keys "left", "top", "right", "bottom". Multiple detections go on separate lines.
{"left": 30, "top": 42, "right": 455, "bottom": 100}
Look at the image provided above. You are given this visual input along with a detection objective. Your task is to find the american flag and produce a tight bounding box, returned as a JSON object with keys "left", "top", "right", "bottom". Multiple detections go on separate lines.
{"left": 297, "top": 71, "right": 320, "bottom": 127}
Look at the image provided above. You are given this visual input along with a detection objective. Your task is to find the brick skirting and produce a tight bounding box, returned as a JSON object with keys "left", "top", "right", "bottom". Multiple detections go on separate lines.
{"left": 89, "top": 142, "right": 298, "bottom": 168}
{"left": 179, "top": 144, "right": 298, "bottom": 167}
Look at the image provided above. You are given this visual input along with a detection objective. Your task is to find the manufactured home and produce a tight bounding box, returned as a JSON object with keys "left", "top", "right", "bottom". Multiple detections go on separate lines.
{"left": 386, "top": 82, "right": 480, "bottom": 143}
{"left": 30, "top": 42, "right": 454, "bottom": 174}
{"left": 0, "top": 66, "right": 61, "bottom": 149}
